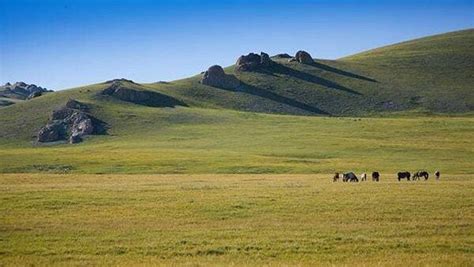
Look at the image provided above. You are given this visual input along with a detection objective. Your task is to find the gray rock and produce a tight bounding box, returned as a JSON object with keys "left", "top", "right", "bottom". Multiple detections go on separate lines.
{"left": 51, "top": 106, "right": 75, "bottom": 120}
{"left": 260, "top": 52, "right": 272, "bottom": 67}
{"left": 104, "top": 78, "right": 136, "bottom": 84}
{"left": 69, "top": 112, "right": 94, "bottom": 144}
{"left": 235, "top": 52, "right": 273, "bottom": 71}
{"left": 200, "top": 65, "right": 240, "bottom": 89}
{"left": 37, "top": 99, "right": 101, "bottom": 144}
{"left": 65, "top": 99, "right": 88, "bottom": 111}
{"left": 27, "top": 91, "right": 43, "bottom": 100}
{"left": 294, "top": 50, "right": 314, "bottom": 64}
{"left": 37, "top": 121, "right": 66, "bottom": 142}
{"left": 0, "top": 82, "right": 51, "bottom": 100}
{"left": 102, "top": 81, "right": 186, "bottom": 107}
{"left": 274, "top": 53, "right": 292, "bottom": 59}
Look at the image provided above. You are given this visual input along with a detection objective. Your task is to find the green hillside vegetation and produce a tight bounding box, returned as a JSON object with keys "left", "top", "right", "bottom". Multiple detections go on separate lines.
{"left": 0, "top": 29, "right": 473, "bottom": 175}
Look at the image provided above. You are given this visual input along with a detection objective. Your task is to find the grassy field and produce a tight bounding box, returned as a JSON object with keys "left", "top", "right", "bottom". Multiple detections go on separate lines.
{"left": 0, "top": 29, "right": 473, "bottom": 266}
{"left": 0, "top": 108, "right": 473, "bottom": 174}
{"left": 0, "top": 173, "right": 472, "bottom": 266}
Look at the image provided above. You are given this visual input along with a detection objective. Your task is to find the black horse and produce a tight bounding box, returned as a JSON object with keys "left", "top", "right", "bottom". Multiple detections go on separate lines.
{"left": 413, "top": 171, "right": 429, "bottom": 181}
{"left": 397, "top": 171, "right": 411, "bottom": 181}
{"left": 343, "top": 172, "right": 359, "bottom": 182}
{"left": 372, "top": 172, "right": 380, "bottom": 182}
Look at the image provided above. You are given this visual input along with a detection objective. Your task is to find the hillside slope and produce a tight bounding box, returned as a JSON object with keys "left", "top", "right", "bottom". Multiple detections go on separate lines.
{"left": 142, "top": 29, "right": 473, "bottom": 116}
{"left": 0, "top": 29, "right": 472, "bottom": 146}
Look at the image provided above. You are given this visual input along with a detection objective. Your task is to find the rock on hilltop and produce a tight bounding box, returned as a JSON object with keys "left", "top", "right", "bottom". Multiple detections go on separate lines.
{"left": 0, "top": 82, "right": 52, "bottom": 100}
{"left": 235, "top": 52, "right": 273, "bottom": 71}
{"left": 200, "top": 65, "right": 240, "bottom": 89}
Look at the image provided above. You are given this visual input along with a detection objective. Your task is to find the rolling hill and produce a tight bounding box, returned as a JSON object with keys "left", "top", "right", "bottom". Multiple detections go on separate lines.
{"left": 0, "top": 29, "right": 472, "bottom": 149}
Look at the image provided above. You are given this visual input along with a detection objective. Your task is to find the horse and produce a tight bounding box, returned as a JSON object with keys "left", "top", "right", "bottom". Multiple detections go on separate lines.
{"left": 343, "top": 172, "right": 359, "bottom": 182}
{"left": 413, "top": 171, "right": 429, "bottom": 181}
{"left": 372, "top": 172, "right": 380, "bottom": 182}
{"left": 397, "top": 171, "right": 411, "bottom": 181}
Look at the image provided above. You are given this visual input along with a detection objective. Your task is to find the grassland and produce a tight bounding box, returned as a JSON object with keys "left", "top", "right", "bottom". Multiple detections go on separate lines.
{"left": 0, "top": 107, "right": 473, "bottom": 174}
{"left": 0, "top": 29, "right": 473, "bottom": 266}
{"left": 0, "top": 173, "right": 472, "bottom": 266}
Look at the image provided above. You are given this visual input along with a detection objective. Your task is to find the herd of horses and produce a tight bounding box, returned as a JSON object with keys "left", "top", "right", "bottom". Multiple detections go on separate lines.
{"left": 333, "top": 171, "right": 440, "bottom": 182}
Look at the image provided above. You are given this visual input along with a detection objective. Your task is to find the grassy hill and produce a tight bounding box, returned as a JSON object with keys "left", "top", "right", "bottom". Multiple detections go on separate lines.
{"left": 0, "top": 29, "right": 472, "bottom": 174}
{"left": 143, "top": 28, "right": 473, "bottom": 116}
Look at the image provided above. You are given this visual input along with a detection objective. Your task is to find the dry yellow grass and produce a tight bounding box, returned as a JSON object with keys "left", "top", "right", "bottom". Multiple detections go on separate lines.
{"left": 1, "top": 173, "right": 472, "bottom": 266}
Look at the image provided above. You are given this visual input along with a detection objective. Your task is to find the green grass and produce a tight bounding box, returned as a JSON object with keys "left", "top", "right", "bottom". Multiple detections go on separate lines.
{"left": 0, "top": 107, "right": 472, "bottom": 174}
{"left": 0, "top": 173, "right": 472, "bottom": 266}
{"left": 0, "top": 29, "right": 473, "bottom": 266}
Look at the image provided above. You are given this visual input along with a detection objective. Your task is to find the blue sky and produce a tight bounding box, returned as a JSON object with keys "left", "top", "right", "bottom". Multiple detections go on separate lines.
{"left": 1, "top": 0, "right": 473, "bottom": 90}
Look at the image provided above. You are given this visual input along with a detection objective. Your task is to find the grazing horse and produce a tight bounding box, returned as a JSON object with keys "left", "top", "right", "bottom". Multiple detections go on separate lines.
{"left": 333, "top": 172, "right": 340, "bottom": 182}
{"left": 435, "top": 170, "right": 440, "bottom": 180}
{"left": 419, "top": 171, "right": 429, "bottom": 180}
{"left": 397, "top": 171, "right": 411, "bottom": 181}
{"left": 413, "top": 171, "right": 429, "bottom": 181}
{"left": 343, "top": 172, "right": 359, "bottom": 182}
{"left": 372, "top": 172, "right": 380, "bottom": 182}
{"left": 360, "top": 173, "right": 367, "bottom": 181}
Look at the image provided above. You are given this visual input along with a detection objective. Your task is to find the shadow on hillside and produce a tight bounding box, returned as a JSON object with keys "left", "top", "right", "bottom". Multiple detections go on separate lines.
{"left": 310, "top": 62, "right": 377, "bottom": 82}
{"left": 258, "top": 63, "right": 362, "bottom": 95}
{"left": 231, "top": 82, "right": 329, "bottom": 115}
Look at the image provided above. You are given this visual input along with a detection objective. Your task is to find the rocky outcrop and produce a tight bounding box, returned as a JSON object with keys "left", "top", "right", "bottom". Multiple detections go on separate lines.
{"left": 294, "top": 50, "right": 314, "bottom": 64}
{"left": 274, "top": 53, "right": 292, "bottom": 59}
{"left": 27, "top": 91, "right": 43, "bottom": 100}
{"left": 235, "top": 52, "right": 273, "bottom": 71}
{"left": 0, "top": 82, "right": 51, "bottom": 100}
{"left": 37, "top": 99, "right": 104, "bottom": 144}
{"left": 65, "top": 98, "right": 88, "bottom": 111}
{"left": 260, "top": 52, "right": 272, "bottom": 67}
{"left": 104, "top": 78, "right": 136, "bottom": 84}
{"left": 102, "top": 81, "right": 186, "bottom": 107}
{"left": 200, "top": 65, "right": 240, "bottom": 89}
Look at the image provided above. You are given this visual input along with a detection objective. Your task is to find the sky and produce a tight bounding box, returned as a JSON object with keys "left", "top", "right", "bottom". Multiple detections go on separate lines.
{"left": 1, "top": 0, "right": 473, "bottom": 90}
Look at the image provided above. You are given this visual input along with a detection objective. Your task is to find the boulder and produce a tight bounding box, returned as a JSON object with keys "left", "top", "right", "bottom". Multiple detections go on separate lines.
{"left": 104, "top": 78, "right": 136, "bottom": 84}
{"left": 260, "top": 52, "right": 271, "bottom": 67}
{"left": 274, "top": 53, "right": 292, "bottom": 59}
{"left": 51, "top": 106, "right": 75, "bottom": 120}
{"left": 27, "top": 91, "right": 43, "bottom": 99}
{"left": 65, "top": 99, "right": 88, "bottom": 111}
{"left": 102, "top": 82, "right": 150, "bottom": 103}
{"left": 37, "top": 99, "right": 103, "bottom": 144}
{"left": 102, "top": 81, "right": 186, "bottom": 107}
{"left": 235, "top": 52, "right": 273, "bottom": 71}
{"left": 200, "top": 65, "right": 240, "bottom": 89}
{"left": 69, "top": 112, "right": 94, "bottom": 143}
{"left": 37, "top": 121, "right": 66, "bottom": 142}
{"left": 294, "top": 50, "right": 314, "bottom": 64}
